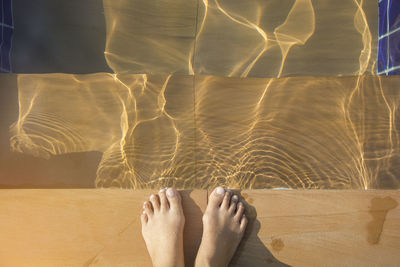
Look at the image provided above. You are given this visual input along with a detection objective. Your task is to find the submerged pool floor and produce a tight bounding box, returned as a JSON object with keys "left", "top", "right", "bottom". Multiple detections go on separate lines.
{"left": 1, "top": 74, "right": 399, "bottom": 189}
{"left": 0, "top": 0, "right": 399, "bottom": 189}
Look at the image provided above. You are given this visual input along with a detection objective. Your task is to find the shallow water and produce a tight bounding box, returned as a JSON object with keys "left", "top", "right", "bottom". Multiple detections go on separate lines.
{"left": 1, "top": 0, "right": 399, "bottom": 189}
{"left": 7, "top": 74, "right": 400, "bottom": 189}
{"left": 103, "top": 0, "right": 377, "bottom": 77}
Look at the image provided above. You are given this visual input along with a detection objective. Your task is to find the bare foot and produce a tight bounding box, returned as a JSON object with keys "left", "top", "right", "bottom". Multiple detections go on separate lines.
{"left": 141, "top": 188, "right": 185, "bottom": 267}
{"left": 195, "top": 187, "right": 248, "bottom": 267}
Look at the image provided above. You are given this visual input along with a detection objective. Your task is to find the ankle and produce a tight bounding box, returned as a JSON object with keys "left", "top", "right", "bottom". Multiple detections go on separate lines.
{"left": 194, "top": 257, "right": 213, "bottom": 267}
{"left": 195, "top": 251, "right": 226, "bottom": 267}
{"left": 154, "top": 257, "right": 184, "bottom": 267}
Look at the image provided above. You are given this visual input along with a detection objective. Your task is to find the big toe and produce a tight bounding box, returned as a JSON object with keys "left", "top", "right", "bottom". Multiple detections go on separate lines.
{"left": 166, "top": 188, "right": 182, "bottom": 211}
{"left": 208, "top": 187, "right": 226, "bottom": 208}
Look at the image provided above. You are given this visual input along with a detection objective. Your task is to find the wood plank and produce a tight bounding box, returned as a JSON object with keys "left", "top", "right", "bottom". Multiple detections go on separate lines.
{"left": 233, "top": 190, "right": 400, "bottom": 267}
{"left": 0, "top": 189, "right": 207, "bottom": 267}
{"left": 0, "top": 190, "right": 399, "bottom": 266}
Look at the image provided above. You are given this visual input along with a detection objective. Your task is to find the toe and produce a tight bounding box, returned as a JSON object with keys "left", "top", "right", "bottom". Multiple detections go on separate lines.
{"left": 228, "top": 194, "right": 239, "bottom": 213}
{"left": 166, "top": 188, "right": 182, "bottom": 211}
{"left": 234, "top": 202, "right": 245, "bottom": 221}
{"left": 158, "top": 188, "right": 169, "bottom": 210}
{"left": 208, "top": 187, "right": 225, "bottom": 208}
{"left": 240, "top": 214, "right": 248, "bottom": 232}
{"left": 143, "top": 201, "right": 154, "bottom": 216}
{"left": 140, "top": 212, "right": 148, "bottom": 225}
{"left": 149, "top": 194, "right": 160, "bottom": 211}
{"left": 221, "top": 190, "right": 232, "bottom": 209}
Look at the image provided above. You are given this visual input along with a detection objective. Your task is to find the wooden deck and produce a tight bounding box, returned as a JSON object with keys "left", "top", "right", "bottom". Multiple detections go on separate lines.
{"left": 0, "top": 190, "right": 399, "bottom": 267}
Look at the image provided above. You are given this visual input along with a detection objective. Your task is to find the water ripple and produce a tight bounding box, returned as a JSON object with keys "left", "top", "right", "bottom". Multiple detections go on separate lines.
{"left": 9, "top": 74, "right": 400, "bottom": 189}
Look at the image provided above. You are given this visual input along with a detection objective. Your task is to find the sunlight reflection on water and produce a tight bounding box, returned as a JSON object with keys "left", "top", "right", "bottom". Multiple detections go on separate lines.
{"left": 103, "top": 0, "right": 377, "bottom": 77}
{"left": 7, "top": 0, "right": 400, "bottom": 189}
{"left": 10, "top": 74, "right": 400, "bottom": 189}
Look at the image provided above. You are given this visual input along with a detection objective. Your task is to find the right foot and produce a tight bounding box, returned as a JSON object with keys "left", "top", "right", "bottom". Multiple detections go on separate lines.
{"left": 195, "top": 187, "right": 248, "bottom": 267}
{"left": 141, "top": 188, "right": 185, "bottom": 267}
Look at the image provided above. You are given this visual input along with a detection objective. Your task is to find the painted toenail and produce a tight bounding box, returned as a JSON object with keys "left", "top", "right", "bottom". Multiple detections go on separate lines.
{"left": 166, "top": 188, "right": 175, "bottom": 197}
{"left": 216, "top": 187, "right": 225, "bottom": 195}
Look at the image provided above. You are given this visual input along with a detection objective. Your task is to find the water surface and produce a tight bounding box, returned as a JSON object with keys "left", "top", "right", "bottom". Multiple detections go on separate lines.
{"left": 8, "top": 74, "right": 400, "bottom": 189}
{"left": 1, "top": 0, "right": 398, "bottom": 189}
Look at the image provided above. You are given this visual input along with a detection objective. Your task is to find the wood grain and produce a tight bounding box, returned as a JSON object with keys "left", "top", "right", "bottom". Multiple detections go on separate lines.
{"left": 0, "top": 189, "right": 206, "bottom": 267}
{"left": 233, "top": 190, "right": 400, "bottom": 267}
{"left": 0, "top": 189, "right": 399, "bottom": 266}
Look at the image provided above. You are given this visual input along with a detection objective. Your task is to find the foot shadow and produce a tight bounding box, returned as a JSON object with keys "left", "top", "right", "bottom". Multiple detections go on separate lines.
{"left": 230, "top": 191, "right": 291, "bottom": 267}
{"left": 180, "top": 190, "right": 205, "bottom": 267}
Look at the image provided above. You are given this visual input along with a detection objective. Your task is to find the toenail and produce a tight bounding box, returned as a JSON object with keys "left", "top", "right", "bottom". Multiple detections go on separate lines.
{"left": 232, "top": 195, "right": 238, "bottom": 201}
{"left": 159, "top": 188, "right": 165, "bottom": 193}
{"left": 216, "top": 187, "right": 225, "bottom": 195}
{"left": 166, "top": 188, "right": 175, "bottom": 197}
{"left": 150, "top": 194, "right": 156, "bottom": 200}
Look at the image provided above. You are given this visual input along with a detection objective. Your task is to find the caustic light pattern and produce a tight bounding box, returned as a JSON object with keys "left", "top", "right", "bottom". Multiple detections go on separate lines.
{"left": 10, "top": 74, "right": 400, "bottom": 189}
{"left": 103, "top": 0, "right": 377, "bottom": 78}
{"left": 7, "top": 0, "right": 400, "bottom": 189}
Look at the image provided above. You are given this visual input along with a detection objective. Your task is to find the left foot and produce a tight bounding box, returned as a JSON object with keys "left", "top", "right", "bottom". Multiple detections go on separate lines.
{"left": 141, "top": 188, "right": 185, "bottom": 267}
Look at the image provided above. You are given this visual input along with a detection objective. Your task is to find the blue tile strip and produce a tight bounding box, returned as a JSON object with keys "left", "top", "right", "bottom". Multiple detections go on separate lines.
{"left": 378, "top": 0, "right": 400, "bottom": 75}
{"left": 0, "top": 0, "right": 13, "bottom": 73}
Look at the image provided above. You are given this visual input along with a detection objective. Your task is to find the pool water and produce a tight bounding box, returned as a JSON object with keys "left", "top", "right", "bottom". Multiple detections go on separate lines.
{"left": 0, "top": 0, "right": 399, "bottom": 189}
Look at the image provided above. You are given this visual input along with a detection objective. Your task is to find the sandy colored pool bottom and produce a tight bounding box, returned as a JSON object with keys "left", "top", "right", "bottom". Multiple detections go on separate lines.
{"left": 102, "top": 0, "right": 377, "bottom": 78}
{"left": 8, "top": 74, "right": 400, "bottom": 189}
{"left": 0, "top": 189, "right": 399, "bottom": 267}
